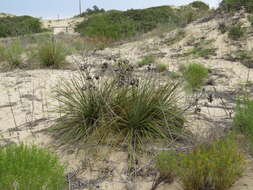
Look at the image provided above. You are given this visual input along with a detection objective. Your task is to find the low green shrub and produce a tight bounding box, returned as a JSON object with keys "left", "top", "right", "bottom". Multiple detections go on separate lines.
{"left": 189, "top": 1, "right": 210, "bottom": 10}
{"left": 165, "top": 29, "right": 185, "bottom": 46}
{"left": 232, "top": 50, "right": 253, "bottom": 68}
{"left": 137, "top": 56, "right": 155, "bottom": 67}
{"left": 0, "top": 16, "right": 45, "bottom": 37}
{"left": 228, "top": 24, "right": 245, "bottom": 40}
{"left": 156, "top": 136, "right": 245, "bottom": 190}
{"left": 76, "top": 4, "right": 210, "bottom": 41}
{"left": 182, "top": 63, "right": 209, "bottom": 90}
{"left": 190, "top": 46, "right": 216, "bottom": 58}
{"left": 38, "top": 40, "right": 70, "bottom": 68}
{"left": 187, "top": 39, "right": 216, "bottom": 58}
{"left": 53, "top": 72, "right": 185, "bottom": 155}
{"left": 0, "top": 143, "right": 66, "bottom": 190}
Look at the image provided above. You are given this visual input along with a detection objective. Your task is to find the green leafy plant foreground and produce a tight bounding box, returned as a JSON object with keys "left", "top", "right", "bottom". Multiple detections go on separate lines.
{"left": 156, "top": 136, "right": 245, "bottom": 190}
{"left": 0, "top": 143, "right": 66, "bottom": 190}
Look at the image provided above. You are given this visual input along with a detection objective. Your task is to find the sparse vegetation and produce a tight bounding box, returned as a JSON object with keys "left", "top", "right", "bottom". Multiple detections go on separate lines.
{"left": 228, "top": 24, "right": 245, "bottom": 40}
{"left": 182, "top": 63, "right": 209, "bottom": 90}
{"left": 156, "top": 136, "right": 245, "bottom": 190}
{"left": 187, "top": 39, "right": 216, "bottom": 58}
{"left": 0, "top": 143, "right": 66, "bottom": 190}
{"left": 0, "top": 16, "right": 45, "bottom": 37}
{"left": 156, "top": 63, "right": 167, "bottom": 72}
{"left": 218, "top": 22, "right": 228, "bottom": 34}
{"left": 165, "top": 29, "right": 185, "bottom": 46}
{"left": 38, "top": 40, "right": 70, "bottom": 68}
{"left": 232, "top": 50, "right": 253, "bottom": 68}
{"left": 137, "top": 56, "right": 155, "bottom": 67}
{"left": 234, "top": 98, "right": 253, "bottom": 149}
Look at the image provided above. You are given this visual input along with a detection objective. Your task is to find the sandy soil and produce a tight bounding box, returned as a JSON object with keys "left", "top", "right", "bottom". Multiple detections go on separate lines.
{"left": 1, "top": 10, "right": 253, "bottom": 190}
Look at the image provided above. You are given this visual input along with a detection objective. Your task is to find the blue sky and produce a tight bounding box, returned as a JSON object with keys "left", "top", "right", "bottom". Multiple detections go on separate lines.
{"left": 0, "top": 0, "right": 222, "bottom": 19}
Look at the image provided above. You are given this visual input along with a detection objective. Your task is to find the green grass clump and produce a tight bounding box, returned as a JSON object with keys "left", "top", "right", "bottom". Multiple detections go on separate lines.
{"left": 137, "top": 56, "right": 155, "bottom": 67}
{"left": 0, "top": 16, "right": 45, "bottom": 37}
{"left": 228, "top": 24, "right": 245, "bottom": 40}
{"left": 2, "top": 40, "right": 23, "bottom": 68}
{"left": 54, "top": 73, "right": 185, "bottom": 156}
{"left": 248, "top": 15, "right": 253, "bottom": 26}
{"left": 234, "top": 98, "right": 253, "bottom": 148}
{"left": 38, "top": 40, "right": 70, "bottom": 68}
{"left": 156, "top": 63, "right": 167, "bottom": 72}
{"left": 156, "top": 136, "right": 245, "bottom": 190}
{"left": 182, "top": 63, "right": 208, "bottom": 91}
{"left": 0, "top": 143, "right": 66, "bottom": 190}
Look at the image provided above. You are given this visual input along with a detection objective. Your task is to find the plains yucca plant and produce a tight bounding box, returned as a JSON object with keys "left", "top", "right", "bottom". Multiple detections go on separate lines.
{"left": 0, "top": 143, "right": 66, "bottom": 190}
{"left": 156, "top": 136, "right": 245, "bottom": 190}
{"left": 54, "top": 71, "right": 114, "bottom": 143}
{"left": 182, "top": 63, "right": 208, "bottom": 91}
{"left": 53, "top": 70, "right": 185, "bottom": 155}
{"left": 38, "top": 40, "right": 69, "bottom": 68}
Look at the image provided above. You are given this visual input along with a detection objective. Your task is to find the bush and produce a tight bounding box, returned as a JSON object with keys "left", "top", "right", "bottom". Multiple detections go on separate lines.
{"left": 1, "top": 40, "right": 23, "bottom": 68}
{"left": 182, "top": 63, "right": 209, "bottom": 90}
{"left": 137, "top": 56, "right": 155, "bottom": 67}
{"left": 0, "top": 143, "right": 66, "bottom": 190}
{"left": 156, "top": 136, "right": 245, "bottom": 190}
{"left": 0, "top": 16, "right": 45, "bottom": 37}
{"left": 38, "top": 40, "right": 70, "bottom": 68}
{"left": 190, "top": 1, "right": 210, "bottom": 10}
{"left": 234, "top": 99, "right": 253, "bottom": 147}
{"left": 228, "top": 24, "right": 245, "bottom": 40}
{"left": 220, "top": 0, "right": 253, "bottom": 13}
{"left": 53, "top": 71, "right": 185, "bottom": 156}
